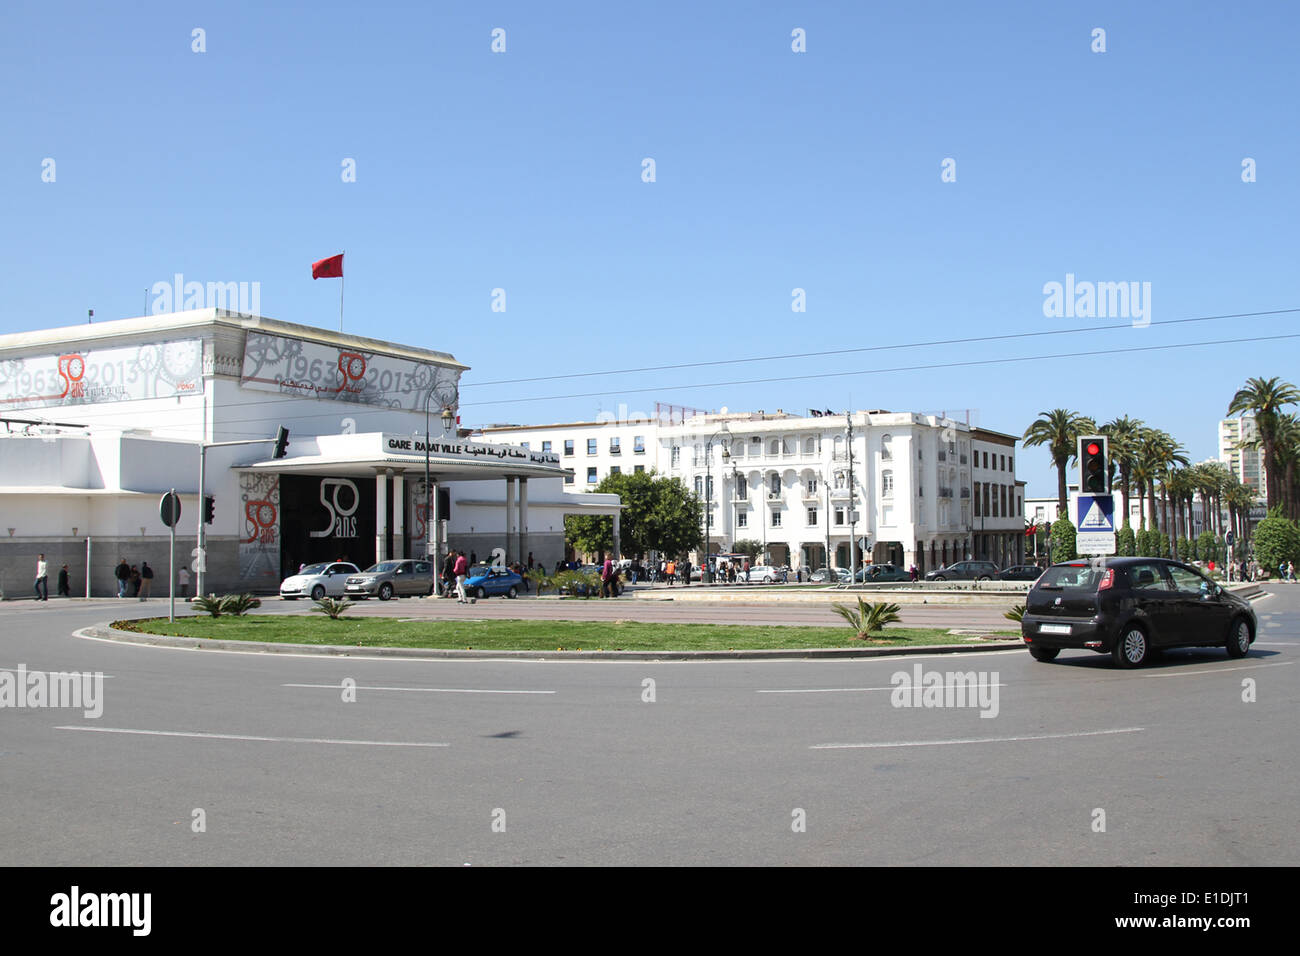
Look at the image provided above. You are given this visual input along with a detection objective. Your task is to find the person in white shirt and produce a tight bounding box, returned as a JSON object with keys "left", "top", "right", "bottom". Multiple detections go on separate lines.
{"left": 178, "top": 566, "right": 190, "bottom": 598}
{"left": 34, "top": 554, "right": 48, "bottom": 601}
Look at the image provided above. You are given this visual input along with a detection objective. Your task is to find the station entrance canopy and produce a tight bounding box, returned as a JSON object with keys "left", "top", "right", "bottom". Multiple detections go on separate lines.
{"left": 241, "top": 432, "right": 569, "bottom": 480}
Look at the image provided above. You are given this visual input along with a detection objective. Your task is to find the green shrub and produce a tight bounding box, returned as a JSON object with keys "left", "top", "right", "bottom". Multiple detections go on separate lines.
{"left": 220, "top": 593, "right": 261, "bottom": 616}
{"left": 1254, "top": 509, "right": 1300, "bottom": 572}
{"left": 1050, "top": 517, "right": 1077, "bottom": 562}
{"left": 310, "top": 596, "right": 354, "bottom": 619}
{"left": 192, "top": 594, "right": 225, "bottom": 618}
{"left": 1116, "top": 524, "right": 1136, "bottom": 557}
{"left": 831, "top": 597, "right": 903, "bottom": 639}
{"left": 1004, "top": 603, "right": 1026, "bottom": 623}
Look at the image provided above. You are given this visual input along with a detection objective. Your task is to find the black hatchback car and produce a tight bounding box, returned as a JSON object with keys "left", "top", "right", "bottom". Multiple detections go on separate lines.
{"left": 1021, "top": 557, "right": 1256, "bottom": 667}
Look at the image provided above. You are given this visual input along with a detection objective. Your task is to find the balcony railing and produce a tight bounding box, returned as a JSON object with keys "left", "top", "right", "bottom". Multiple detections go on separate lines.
{"left": 938, "top": 487, "right": 953, "bottom": 498}
{"left": 960, "top": 487, "right": 971, "bottom": 498}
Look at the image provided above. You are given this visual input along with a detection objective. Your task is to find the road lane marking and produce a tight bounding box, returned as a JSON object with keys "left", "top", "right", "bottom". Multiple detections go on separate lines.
{"left": 812, "top": 727, "right": 1144, "bottom": 749}
{"left": 55, "top": 726, "right": 448, "bottom": 747}
{"left": 1144, "top": 661, "right": 1293, "bottom": 678}
{"left": 282, "top": 683, "right": 555, "bottom": 694}
{"left": 760, "top": 683, "right": 1008, "bottom": 694}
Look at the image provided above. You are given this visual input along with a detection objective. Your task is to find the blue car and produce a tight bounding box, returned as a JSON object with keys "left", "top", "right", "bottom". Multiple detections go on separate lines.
{"left": 464, "top": 566, "right": 523, "bottom": 599}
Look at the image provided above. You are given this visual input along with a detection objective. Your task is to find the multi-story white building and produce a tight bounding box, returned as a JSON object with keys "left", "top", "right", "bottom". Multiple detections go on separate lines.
{"left": 480, "top": 410, "right": 1026, "bottom": 573}
{"left": 0, "top": 309, "right": 617, "bottom": 597}
{"left": 1219, "top": 415, "right": 1265, "bottom": 498}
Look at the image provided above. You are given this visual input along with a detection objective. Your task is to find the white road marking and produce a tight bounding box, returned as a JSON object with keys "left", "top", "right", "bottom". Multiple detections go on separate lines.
{"left": 282, "top": 683, "right": 554, "bottom": 694}
{"left": 812, "top": 727, "right": 1144, "bottom": 749}
{"left": 1, "top": 666, "right": 113, "bottom": 678}
{"left": 55, "top": 726, "right": 448, "bottom": 747}
{"left": 1144, "top": 661, "right": 1293, "bottom": 678}
{"left": 760, "top": 683, "right": 1008, "bottom": 694}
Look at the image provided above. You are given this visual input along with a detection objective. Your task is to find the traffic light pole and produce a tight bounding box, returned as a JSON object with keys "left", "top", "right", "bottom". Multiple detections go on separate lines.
{"left": 195, "top": 434, "right": 288, "bottom": 598}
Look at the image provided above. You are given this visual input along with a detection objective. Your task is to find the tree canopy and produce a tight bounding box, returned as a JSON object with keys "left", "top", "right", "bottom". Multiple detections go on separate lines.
{"left": 563, "top": 470, "right": 703, "bottom": 558}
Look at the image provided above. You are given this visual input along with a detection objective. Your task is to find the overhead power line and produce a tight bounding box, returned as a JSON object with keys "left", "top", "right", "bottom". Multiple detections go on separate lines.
{"left": 459, "top": 308, "right": 1300, "bottom": 389}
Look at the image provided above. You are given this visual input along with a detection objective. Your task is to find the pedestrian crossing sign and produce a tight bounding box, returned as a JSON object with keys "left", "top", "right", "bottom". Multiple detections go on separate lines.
{"left": 1075, "top": 494, "right": 1115, "bottom": 533}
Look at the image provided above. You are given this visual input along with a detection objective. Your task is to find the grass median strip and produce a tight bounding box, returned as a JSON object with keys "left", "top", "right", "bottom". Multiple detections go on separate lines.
{"left": 113, "top": 616, "right": 1015, "bottom": 651}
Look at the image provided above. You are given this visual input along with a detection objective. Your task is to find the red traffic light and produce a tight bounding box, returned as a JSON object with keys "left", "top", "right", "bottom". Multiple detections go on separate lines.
{"left": 1086, "top": 442, "right": 1100, "bottom": 456}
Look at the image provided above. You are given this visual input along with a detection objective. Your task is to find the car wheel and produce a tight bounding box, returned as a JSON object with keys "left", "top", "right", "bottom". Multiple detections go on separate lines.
{"left": 1028, "top": 646, "right": 1059, "bottom": 662}
{"left": 933, "top": 575, "right": 946, "bottom": 582}
{"left": 1226, "top": 617, "right": 1252, "bottom": 658}
{"left": 507, "top": 585, "right": 518, "bottom": 599}
{"left": 476, "top": 586, "right": 488, "bottom": 600}
{"left": 977, "top": 575, "right": 992, "bottom": 582}
{"left": 310, "top": 585, "right": 325, "bottom": 601}
{"left": 1113, "top": 626, "right": 1149, "bottom": 668}
{"left": 378, "top": 583, "right": 393, "bottom": 601}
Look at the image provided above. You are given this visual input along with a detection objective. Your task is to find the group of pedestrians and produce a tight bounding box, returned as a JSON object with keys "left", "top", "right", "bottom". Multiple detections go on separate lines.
{"left": 31, "top": 554, "right": 72, "bottom": 600}
{"left": 113, "top": 557, "right": 158, "bottom": 600}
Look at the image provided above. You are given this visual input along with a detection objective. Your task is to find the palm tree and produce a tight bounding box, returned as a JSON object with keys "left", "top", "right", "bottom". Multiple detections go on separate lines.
{"left": 1226, "top": 377, "right": 1300, "bottom": 509}
{"left": 1023, "top": 409, "right": 1095, "bottom": 514}
{"left": 1101, "top": 416, "right": 1144, "bottom": 525}
{"left": 1271, "top": 412, "right": 1300, "bottom": 519}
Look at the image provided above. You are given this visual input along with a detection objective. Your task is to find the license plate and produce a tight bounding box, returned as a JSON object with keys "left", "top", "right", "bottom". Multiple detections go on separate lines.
{"left": 1039, "top": 623, "right": 1071, "bottom": 635}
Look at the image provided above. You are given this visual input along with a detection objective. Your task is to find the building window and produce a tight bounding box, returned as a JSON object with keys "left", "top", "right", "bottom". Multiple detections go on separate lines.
{"left": 565, "top": 472, "right": 574, "bottom": 485}
{"left": 983, "top": 451, "right": 989, "bottom": 469}
{"left": 738, "top": 511, "right": 747, "bottom": 528}
{"left": 882, "top": 470, "right": 894, "bottom": 497}
{"left": 693, "top": 443, "right": 703, "bottom": 466}
{"left": 634, "top": 464, "right": 644, "bottom": 474}
{"left": 564, "top": 440, "right": 574, "bottom": 456}
{"left": 587, "top": 467, "right": 597, "bottom": 484}
{"left": 634, "top": 435, "right": 645, "bottom": 454}
{"left": 611, "top": 465, "right": 621, "bottom": 475}
{"left": 542, "top": 441, "right": 552, "bottom": 453}
{"left": 807, "top": 508, "right": 818, "bottom": 526}
{"left": 834, "top": 507, "right": 845, "bottom": 526}
{"left": 769, "top": 474, "right": 781, "bottom": 495}
{"left": 521, "top": 441, "right": 529, "bottom": 450}
{"left": 769, "top": 439, "right": 780, "bottom": 457}
{"left": 806, "top": 477, "right": 818, "bottom": 496}
{"left": 587, "top": 438, "right": 597, "bottom": 456}
{"left": 610, "top": 437, "right": 621, "bottom": 455}
{"left": 671, "top": 445, "right": 680, "bottom": 467}
{"left": 771, "top": 511, "right": 782, "bottom": 528}
{"left": 881, "top": 434, "right": 893, "bottom": 460}
{"left": 782, "top": 437, "right": 793, "bottom": 456}
{"left": 736, "top": 476, "right": 748, "bottom": 500}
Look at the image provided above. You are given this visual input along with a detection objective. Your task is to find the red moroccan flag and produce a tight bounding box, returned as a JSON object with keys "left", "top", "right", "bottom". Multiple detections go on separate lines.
{"left": 312, "top": 253, "right": 344, "bottom": 279}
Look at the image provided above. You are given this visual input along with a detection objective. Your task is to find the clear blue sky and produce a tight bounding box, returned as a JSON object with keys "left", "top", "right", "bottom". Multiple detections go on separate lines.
{"left": 2, "top": 1, "right": 1297, "bottom": 496}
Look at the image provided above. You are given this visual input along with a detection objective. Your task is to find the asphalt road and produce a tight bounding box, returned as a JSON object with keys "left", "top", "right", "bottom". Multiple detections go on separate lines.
{"left": 0, "top": 586, "right": 1295, "bottom": 865}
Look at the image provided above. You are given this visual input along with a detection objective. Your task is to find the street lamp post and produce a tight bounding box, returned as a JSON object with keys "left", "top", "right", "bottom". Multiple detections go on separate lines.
{"left": 703, "top": 423, "right": 731, "bottom": 585}
{"left": 425, "top": 390, "right": 455, "bottom": 582}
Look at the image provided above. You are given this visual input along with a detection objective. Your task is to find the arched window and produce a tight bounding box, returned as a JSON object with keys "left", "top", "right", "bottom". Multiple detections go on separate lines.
{"left": 769, "top": 473, "right": 781, "bottom": 495}
{"left": 881, "top": 434, "right": 893, "bottom": 460}
{"left": 882, "top": 470, "right": 895, "bottom": 496}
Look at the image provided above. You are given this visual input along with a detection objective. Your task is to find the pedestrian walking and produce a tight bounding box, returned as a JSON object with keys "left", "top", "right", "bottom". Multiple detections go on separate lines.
{"left": 442, "top": 551, "right": 457, "bottom": 597}
{"left": 178, "top": 566, "right": 190, "bottom": 598}
{"left": 601, "top": 557, "right": 615, "bottom": 598}
{"left": 130, "top": 565, "right": 141, "bottom": 597}
{"left": 115, "top": 558, "right": 130, "bottom": 598}
{"left": 33, "top": 553, "right": 48, "bottom": 601}
{"left": 139, "top": 561, "right": 154, "bottom": 600}
{"left": 681, "top": 559, "right": 691, "bottom": 587}
{"left": 1289, "top": 561, "right": 1296, "bottom": 582}
{"left": 57, "top": 564, "right": 70, "bottom": 597}
{"left": 454, "top": 550, "right": 470, "bottom": 603}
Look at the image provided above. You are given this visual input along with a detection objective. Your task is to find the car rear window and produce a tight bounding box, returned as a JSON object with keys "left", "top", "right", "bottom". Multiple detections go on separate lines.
{"left": 1037, "top": 565, "right": 1105, "bottom": 589}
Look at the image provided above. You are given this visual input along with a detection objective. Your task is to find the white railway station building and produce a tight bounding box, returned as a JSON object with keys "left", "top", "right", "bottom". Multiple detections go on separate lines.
{"left": 479, "top": 409, "right": 1027, "bottom": 574}
{"left": 0, "top": 309, "right": 618, "bottom": 598}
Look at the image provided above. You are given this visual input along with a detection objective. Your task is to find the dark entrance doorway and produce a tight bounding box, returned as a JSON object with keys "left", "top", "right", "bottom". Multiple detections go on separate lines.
{"left": 279, "top": 474, "right": 377, "bottom": 580}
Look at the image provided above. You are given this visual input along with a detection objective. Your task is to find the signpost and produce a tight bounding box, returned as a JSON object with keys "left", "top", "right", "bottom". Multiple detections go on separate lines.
{"left": 1074, "top": 493, "right": 1116, "bottom": 555}
{"left": 160, "top": 490, "right": 182, "bottom": 622}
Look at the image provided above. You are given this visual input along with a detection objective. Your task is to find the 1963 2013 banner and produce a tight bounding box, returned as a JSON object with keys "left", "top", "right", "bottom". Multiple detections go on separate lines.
{"left": 0, "top": 339, "right": 204, "bottom": 410}
{"left": 239, "top": 332, "right": 460, "bottom": 411}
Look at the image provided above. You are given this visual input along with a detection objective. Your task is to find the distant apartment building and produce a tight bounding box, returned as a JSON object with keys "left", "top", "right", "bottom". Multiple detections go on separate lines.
{"left": 478, "top": 409, "right": 1026, "bottom": 573}
{"left": 1219, "top": 415, "right": 1265, "bottom": 498}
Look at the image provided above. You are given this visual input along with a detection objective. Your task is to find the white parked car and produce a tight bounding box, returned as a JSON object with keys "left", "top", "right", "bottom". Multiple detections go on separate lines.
{"left": 745, "top": 565, "right": 782, "bottom": 583}
{"left": 280, "top": 562, "right": 359, "bottom": 600}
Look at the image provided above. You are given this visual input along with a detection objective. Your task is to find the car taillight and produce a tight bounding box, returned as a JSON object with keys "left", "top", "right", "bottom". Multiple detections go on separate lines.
{"left": 1097, "top": 568, "right": 1114, "bottom": 590}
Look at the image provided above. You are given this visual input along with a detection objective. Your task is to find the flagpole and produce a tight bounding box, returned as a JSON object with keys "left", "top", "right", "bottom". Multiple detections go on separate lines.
{"left": 339, "top": 250, "right": 345, "bottom": 332}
